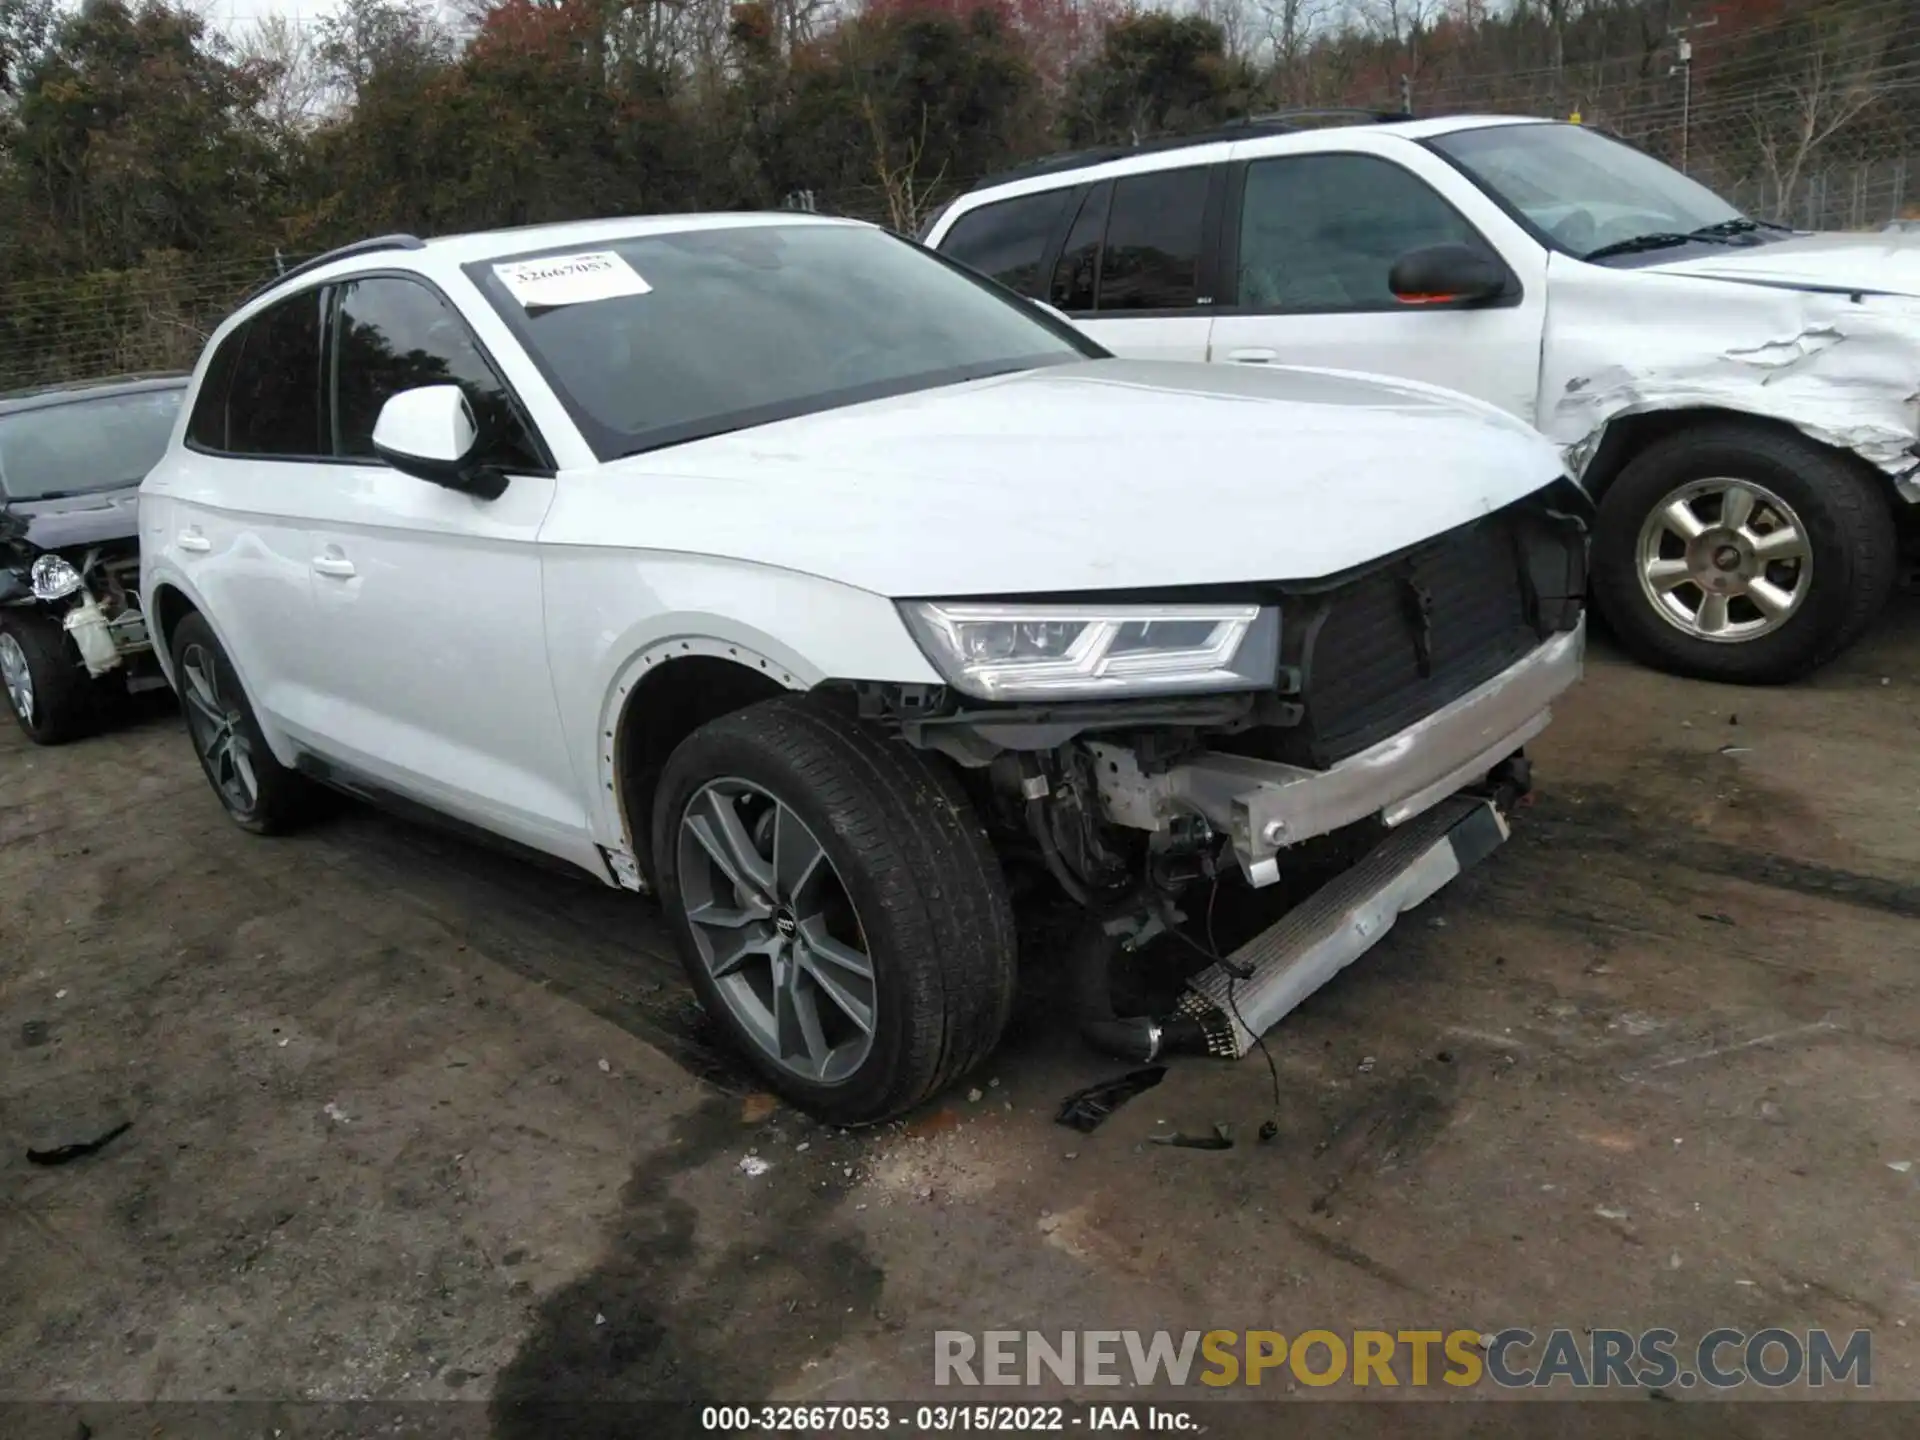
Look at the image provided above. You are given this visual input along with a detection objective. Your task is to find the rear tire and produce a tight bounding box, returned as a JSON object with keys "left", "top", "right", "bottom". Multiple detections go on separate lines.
{"left": 652, "top": 693, "right": 1017, "bottom": 1125}
{"left": 0, "top": 610, "right": 100, "bottom": 745}
{"left": 1593, "top": 423, "right": 1897, "bottom": 684}
{"left": 169, "top": 611, "right": 317, "bottom": 834}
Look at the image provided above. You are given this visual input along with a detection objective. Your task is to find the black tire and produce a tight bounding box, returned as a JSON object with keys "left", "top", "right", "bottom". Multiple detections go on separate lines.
{"left": 652, "top": 693, "right": 1017, "bottom": 1125}
{"left": 169, "top": 610, "right": 317, "bottom": 834}
{"left": 0, "top": 610, "right": 101, "bottom": 745}
{"left": 1593, "top": 422, "right": 1899, "bottom": 684}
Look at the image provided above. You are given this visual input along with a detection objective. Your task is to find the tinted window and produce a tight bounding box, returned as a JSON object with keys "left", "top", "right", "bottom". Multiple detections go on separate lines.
{"left": 471, "top": 224, "right": 1095, "bottom": 461}
{"left": 0, "top": 389, "right": 183, "bottom": 500}
{"left": 1236, "top": 154, "right": 1486, "bottom": 311}
{"left": 1050, "top": 184, "right": 1109, "bottom": 312}
{"left": 938, "top": 191, "right": 1069, "bottom": 297}
{"left": 186, "top": 331, "right": 241, "bottom": 451}
{"left": 331, "top": 276, "right": 542, "bottom": 471}
{"left": 1099, "top": 167, "right": 1209, "bottom": 311}
{"left": 225, "top": 289, "right": 325, "bottom": 456}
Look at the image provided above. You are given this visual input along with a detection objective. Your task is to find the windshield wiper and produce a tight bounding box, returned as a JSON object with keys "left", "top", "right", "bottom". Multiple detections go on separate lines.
{"left": 1581, "top": 232, "right": 1700, "bottom": 262}
{"left": 1687, "top": 217, "right": 1792, "bottom": 242}
{"left": 1581, "top": 224, "right": 1754, "bottom": 263}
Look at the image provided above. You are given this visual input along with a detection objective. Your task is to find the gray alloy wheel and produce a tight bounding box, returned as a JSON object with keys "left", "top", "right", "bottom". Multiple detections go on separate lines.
{"left": 0, "top": 631, "right": 33, "bottom": 724}
{"left": 675, "top": 776, "right": 876, "bottom": 1085}
{"left": 1635, "top": 476, "right": 1811, "bottom": 643}
{"left": 179, "top": 640, "right": 261, "bottom": 816}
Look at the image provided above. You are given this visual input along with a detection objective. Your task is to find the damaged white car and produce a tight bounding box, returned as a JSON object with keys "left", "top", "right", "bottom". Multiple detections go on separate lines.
{"left": 142, "top": 215, "right": 1585, "bottom": 1122}
{"left": 927, "top": 113, "right": 1920, "bottom": 683}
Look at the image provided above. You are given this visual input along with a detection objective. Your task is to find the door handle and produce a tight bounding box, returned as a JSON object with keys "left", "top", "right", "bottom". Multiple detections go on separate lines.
{"left": 177, "top": 531, "right": 211, "bottom": 553}
{"left": 1225, "top": 348, "right": 1277, "bottom": 364}
{"left": 311, "top": 555, "right": 356, "bottom": 579}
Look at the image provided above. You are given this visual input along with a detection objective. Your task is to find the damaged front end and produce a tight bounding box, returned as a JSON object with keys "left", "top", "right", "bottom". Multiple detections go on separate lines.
{"left": 868, "top": 481, "right": 1590, "bottom": 1063}
{"left": 0, "top": 506, "right": 166, "bottom": 742}
{"left": 1, "top": 544, "right": 155, "bottom": 679}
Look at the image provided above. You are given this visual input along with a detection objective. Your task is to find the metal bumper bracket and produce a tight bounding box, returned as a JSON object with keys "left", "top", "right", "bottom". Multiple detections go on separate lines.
{"left": 1177, "top": 795, "right": 1509, "bottom": 1058}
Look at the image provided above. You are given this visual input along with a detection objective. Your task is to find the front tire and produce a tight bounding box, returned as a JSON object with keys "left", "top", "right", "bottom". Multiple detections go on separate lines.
{"left": 0, "top": 611, "right": 100, "bottom": 745}
{"left": 1593, "top": 423, "right": 1898, "bottom": 684}
{"left": 652, "top": 694, "right": 1017, "bottom": 1125}
{"left": 169, "top": 611, "right": 316, "bottom": 834}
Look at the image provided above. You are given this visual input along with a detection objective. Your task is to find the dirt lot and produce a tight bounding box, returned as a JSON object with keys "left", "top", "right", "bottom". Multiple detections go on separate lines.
{"left": 5, "top": 605, "right": 1920, "bottom": 1429}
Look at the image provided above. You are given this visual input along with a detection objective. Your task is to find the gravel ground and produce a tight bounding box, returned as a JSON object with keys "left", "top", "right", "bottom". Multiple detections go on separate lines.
{"left": 4, "top": 605, "right": 1919, "bottom": 1431}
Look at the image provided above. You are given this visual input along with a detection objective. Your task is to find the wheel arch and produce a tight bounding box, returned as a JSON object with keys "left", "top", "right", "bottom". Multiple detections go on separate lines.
{"left": 1576, "top": 406, "right": 1901, "bottom": 506}
{"left": 149, "top": 580, "right": 198, "bottom": 681}
{"left": 607, "top": 643, "right": 807, "bottom": 887}
{"left": 143, "top": 575, "right": 299, "bottom": 764}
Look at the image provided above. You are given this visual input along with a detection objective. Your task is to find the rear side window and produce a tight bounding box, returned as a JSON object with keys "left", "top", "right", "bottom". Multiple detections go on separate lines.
{"left": 1236, "top": 154, "right": 1486, "bottom": 311}
{"left": 330, "top": 275, "right": 542, "bottom": 471}
{"left": 1050, "top": 183, "right": 1109, "bottom": 312}
{"left": 224, "top": 289, "right": 326, "bottom": 456}
{"left": 937, "top": 191, "right": 1070, "bottom": 297}
{"left": 185, "top": 331, "right": 241, "bottom": 451}
{"left": 1099, "top": 167, "right": 1210, "bottom": 311}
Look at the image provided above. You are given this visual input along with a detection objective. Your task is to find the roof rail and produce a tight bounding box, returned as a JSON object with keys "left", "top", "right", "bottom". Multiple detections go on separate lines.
{"left": 241, "top": 234, "right": 427, "bottom": 305}
{"left": 965, "top": 107, "right": 1412, "bottom": 195}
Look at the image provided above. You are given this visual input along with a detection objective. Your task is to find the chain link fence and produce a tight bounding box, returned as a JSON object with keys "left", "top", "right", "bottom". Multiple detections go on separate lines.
{"left": 5, "top": 75, "right": 1916, "bottom": 396}
{"left": 0, "top": 250, "right": 298, "bottom": 396}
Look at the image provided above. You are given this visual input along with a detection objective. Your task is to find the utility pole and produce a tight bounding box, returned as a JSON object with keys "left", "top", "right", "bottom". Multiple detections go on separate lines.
{"left": 1668, "top": 17, "right": 1719, "bottom": 174}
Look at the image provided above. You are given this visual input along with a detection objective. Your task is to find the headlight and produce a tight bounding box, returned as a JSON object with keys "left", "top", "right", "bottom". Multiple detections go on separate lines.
{"left": 29, "top": 554, "right": 83, "bottom": 602}
{"left": 900, "top": 601, "right": 1278, "bottom": 701}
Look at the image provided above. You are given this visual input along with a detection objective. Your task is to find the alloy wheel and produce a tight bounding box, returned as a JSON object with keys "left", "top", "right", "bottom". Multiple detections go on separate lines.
{"left": 676, "top": 778, "right": 876, "bottom": 1084}
{"left": 0, "top": 633, "right": 32, "bottom": 724}
{"left": 1635, "top": 477, "right": 1811, "bottom": 643}
{"left": 179, "top": 643, "right": 260, "bottom": 814}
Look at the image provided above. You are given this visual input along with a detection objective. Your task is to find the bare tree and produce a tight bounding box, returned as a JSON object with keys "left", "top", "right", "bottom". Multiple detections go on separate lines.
{"left": 862, "top": 95, "right": 947, "bottom": 235}
{"left": 237, "top": 15, "right": 330, "bottom": 131}
{"left": 1254, "top": 0, "right": 1326, "bottom": 101}
{"left": 1748, "top": 15, "right": 1893, "bottom": 217}
{"left": 1353, "top": 0, "right": 1442, "bottom": 80}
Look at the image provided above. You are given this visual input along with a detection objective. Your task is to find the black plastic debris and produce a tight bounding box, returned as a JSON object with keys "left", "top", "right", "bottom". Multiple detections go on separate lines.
{"left": 1150, "top": 1122, "right": 1234, "bottom": 1151}
{"left": 1054, "top": 1066, "right": 1167, "bottom": 1133}
{"left": 19, "top": 1019, "right": 49, "bottom": 1048}
{"left": 27, "top": 1119, "right": 131, "bottom": 1167}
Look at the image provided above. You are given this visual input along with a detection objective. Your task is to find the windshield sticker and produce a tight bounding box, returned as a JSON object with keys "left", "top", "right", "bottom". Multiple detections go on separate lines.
{"left": 491, "top": 252, "right": 652, "bottom": 309}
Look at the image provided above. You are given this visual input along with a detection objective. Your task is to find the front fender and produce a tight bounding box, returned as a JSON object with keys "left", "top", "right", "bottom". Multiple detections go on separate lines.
{"left": 541, "top": 550, "right": 941, "bottom": 849}
{"left": 1543, "top": 254, "right": 1920, "bottom": 496}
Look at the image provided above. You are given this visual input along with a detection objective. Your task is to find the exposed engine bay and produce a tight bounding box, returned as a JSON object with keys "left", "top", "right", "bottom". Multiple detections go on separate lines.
{"left": 0, "top": 529, "right": 156, "bottom": 679}
{"left": 861, "top": 484, "right": 1590, "bottom": 1063}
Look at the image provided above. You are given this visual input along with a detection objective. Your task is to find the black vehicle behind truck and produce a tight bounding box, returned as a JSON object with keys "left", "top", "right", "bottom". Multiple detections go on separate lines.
{"left": 0, "top": 375, "right": 186, "bottom": 743}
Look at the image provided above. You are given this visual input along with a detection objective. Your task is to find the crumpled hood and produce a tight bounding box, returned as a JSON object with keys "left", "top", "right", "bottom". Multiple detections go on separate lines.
{"left": 1650, "top": 231, "right": 1920, "bottom": 297}
{"left": 592, "top": 359, "right": 1568, "bottom": 597}
{"left": 2, "top": 485, "right": 141, "bottom": 553}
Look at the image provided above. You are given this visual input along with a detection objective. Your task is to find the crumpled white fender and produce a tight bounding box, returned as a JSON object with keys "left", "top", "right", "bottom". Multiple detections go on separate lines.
{"left": 1543, "top": 255, "right": 1920, "bottom": 499}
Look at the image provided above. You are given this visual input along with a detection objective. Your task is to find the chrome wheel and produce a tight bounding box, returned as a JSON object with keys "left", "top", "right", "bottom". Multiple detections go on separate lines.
{"left": 1636, "top": 477, "right": 1811, "bottom": 643}
{"left": 179, "top": 642, "right": 259, "bottom": 814}
{"left": 0, "top": 632, "right": 32, "bottom": 724}
{"left": 676, "top": 778, "right": 876, "bottom": 1084}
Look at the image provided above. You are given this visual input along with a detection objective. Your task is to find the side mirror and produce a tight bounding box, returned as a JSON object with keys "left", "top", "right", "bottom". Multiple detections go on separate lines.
{"left": 371, "top": 385, "right": 507, "bottom": 500}
{"left": 1387, "top": 244, "right": 1507, "bottom": 306}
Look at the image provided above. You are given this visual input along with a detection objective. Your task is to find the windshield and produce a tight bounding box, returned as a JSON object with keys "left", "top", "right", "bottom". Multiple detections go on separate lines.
{"left": 469, "top": 223, "right": 1098, "bottom": 460}
{"left": 0, "top": 388, "right": 183, "bottom": 501}
{"left": 1431, "top": 123, "right": 1750, "bottom": 259}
